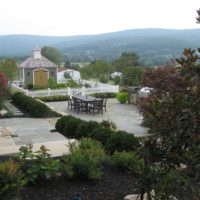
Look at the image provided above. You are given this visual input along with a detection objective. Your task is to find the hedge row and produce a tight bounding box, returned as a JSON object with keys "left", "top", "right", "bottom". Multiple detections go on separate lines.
{"left": 34, "top": 92, "right": 116, "bottom": 103}
{"left": 89, "top": 92, "right": 116, "bottom": 98}
{"left": 12, "top": 92, "right": 62, "bottom": 117}
{"left": 55, "top": 115, "right": 140, "bottom": 154}
{"left": 35, "top": 95, "right": 69, "bottom": 102}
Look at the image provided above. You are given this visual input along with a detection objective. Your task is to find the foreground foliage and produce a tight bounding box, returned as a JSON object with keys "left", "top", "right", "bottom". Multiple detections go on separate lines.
{"left": 62, "top": 138, "right": 106, "bottom": 180}
{"left": 139, "top": 48, "right": 200, "bottom": 199}
{"left": 19, "top": 144, "right": 61, "bottom": 184}
{"left": 0, "top": 160, "right": 25, "bottom": 200}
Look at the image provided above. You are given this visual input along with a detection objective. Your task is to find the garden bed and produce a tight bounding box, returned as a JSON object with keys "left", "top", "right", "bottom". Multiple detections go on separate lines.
{"left": 20, "top": 164, "right": 137, "bottom": 200}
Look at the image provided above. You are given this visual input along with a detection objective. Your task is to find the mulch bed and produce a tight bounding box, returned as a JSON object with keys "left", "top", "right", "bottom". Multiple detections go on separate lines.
{"left": 20, "top": 165, "right": 138, "bottom": 200}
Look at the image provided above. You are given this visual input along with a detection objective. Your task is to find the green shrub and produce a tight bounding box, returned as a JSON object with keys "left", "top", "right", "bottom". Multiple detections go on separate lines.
{"left": 48, "top": 77, "right": 57, "bottom": 89}
{"left": 33, "top": 85, "right": 48, "bottom": 90}
{"left": 27, "top": 83, "right": 33, "bottom": 90}
{"left": 66, "top": 80, "right": 80, "bottom": 88}
{"left": 75, "top": 120, "right": 101, "bottom": 138}
{"left": 62, "top": 138, "right": 105, "bottom": 180}
{"left": 117, "top": 92, "right": 128, "bottom": 104}
{"left": 89, "top": 126, "right": 114, "bottom": 145}
{"left": 54, "top": 83, "right": 66, "bottom": 89}
{"left": 105, "top": 130, "right": 140, "bottom": 154}
{"left": 90, "top": 92, "right": 116, "bottom": 98}
{"left": 19, "top": 144, "right": 61, "bottom": 184}
{"left": 0, "top": 160, "right": 25, "bottom": 200}
{"left": 120, "top": 87, "right": 128, "bottom": 92}
{"left": 36, "top": 95, "right": 69, "bottom": 102}
{"left": 63, "top": 116, "right": 82, "bottom": 138}
{"left": 109, "top": 151, "right": 144, "bottom": 173}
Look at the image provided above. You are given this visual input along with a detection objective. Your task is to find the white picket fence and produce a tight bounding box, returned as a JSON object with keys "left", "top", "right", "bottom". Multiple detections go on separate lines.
{"left": 11, "top": 82, "right": 119, "bottom": 97}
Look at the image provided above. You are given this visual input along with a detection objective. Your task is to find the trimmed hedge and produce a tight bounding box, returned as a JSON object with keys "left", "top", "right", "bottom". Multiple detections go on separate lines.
{"left": 55, "top": 116, "right": 72, "bottom": 133}
{"left": 36, "top": 95, "right": 69, "bottom": 102}
{"left": 63, "top": 117, "right": 82, "bottom": 138}
{"left": 89, "top": 126, "right": 115, "bottom": 145}
{"left": 12, "top": 92, "right": 62, "bottom": 117}
{"left": 75, "top": 120, "right": 101, "bottom": 139}
{"left": 55, "top": 116, "right": 140, "bottom": 154}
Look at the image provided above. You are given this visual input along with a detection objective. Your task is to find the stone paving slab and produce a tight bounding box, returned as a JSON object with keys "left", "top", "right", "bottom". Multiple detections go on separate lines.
{"left": 13, "top": 132, "right": 67, "bottom": 145}
{"left": 0, "top": 137, "right": 19, "bottom": 155}
{"left": 0, "top": 118, "right": 71, "bottom": 157}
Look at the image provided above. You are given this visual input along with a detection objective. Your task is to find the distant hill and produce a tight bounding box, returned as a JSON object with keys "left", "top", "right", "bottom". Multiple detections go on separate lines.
{"left": 0, "top": 28, "right": 200, "bottom": 66}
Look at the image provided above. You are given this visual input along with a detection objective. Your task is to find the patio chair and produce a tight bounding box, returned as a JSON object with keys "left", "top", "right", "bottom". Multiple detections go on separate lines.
{"left": 102, "top": 98, "right": 108, "bottom": 111}
{"left": 76, "top": 100, "right": 87, "bottom": 114}
{"left": 88, "top": 99, "right": 103, "bottom": 115}
{"left": 68, "top": 98, "right": 75, "bottom": 111}
{"left": 73, "top": 97, "right": 87, "bottom": 114}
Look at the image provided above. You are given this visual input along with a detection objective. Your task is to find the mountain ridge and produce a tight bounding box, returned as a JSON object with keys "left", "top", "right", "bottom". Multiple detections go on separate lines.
{"left": 0, "top": 28, "right": 200, "bottom": 66}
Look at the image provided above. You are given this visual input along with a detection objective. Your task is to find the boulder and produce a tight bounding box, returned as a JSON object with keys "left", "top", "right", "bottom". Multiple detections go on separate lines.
{"left": 0, "top": 109, "right": 8, "bottom": 117}
{"left": 0, "top": 127, "right": 16, "bottom": 137}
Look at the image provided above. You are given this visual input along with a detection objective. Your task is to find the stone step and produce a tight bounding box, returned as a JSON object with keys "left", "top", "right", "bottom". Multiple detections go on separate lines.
{"left": 4, "top": 100, "right": 24, "bottom": 117}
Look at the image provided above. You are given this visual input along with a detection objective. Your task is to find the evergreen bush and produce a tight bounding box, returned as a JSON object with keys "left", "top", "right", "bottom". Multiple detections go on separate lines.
{"left": 105, "top": 130, "right": 140, "bottom": 154}
{"left": 89, "top": 126, "right": 114, "bottom": 145}
{"left": 75, "top": 120, "right": 101, "bottom": 138}
{"left": 63, "top": 116, "right": 82, "bottom": 138}
{"left": 55, "top": 115, "right": 74, "bottom": 133}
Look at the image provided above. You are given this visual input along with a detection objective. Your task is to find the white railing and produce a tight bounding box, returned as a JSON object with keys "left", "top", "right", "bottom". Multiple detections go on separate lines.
{"left": 11, "top": 83, "right": 119, "bottom": 97}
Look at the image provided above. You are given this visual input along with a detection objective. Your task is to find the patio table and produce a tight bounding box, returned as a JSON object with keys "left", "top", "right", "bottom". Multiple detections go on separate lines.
{"left": 72, "top": 95, "right": 101, "bottom": 113}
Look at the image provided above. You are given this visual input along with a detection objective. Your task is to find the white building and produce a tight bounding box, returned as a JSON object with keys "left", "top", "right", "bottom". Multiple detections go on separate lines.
{"left": 57, "top": 68, "right": 80, "bottom": 83}
{"left": 110, "top": 71, "right": 122, "bottom": 79}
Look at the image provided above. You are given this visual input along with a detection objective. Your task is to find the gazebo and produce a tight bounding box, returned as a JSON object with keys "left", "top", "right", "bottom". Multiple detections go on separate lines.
{"left": 19, "top": 48, "right": 58, "bottom": 88}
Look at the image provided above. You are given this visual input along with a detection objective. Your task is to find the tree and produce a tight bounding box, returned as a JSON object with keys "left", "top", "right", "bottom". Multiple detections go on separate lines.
{"left": 41, "top": 46, "right": 63, "bottom": 66}
{"left": 138, "top": 48, "right": 200, "bottom": 199}
{"left": 114, "top": 52, "right": 140, "bottom": 72}
{"left": 64, "top": 61, "right": 80, "bottom": 71}
{"left": 0, "top": 72, "right": 7, "bottom": 109}
{"left": 64, "top": 72, "right": 71, "bottom": 79}
{"left": 80, "top": 60, "right": 113, "bottom": 81}
{"left": 196, "top": 8, "right": 200, "bottom": 23}
{"left": 141, "top": 65, "right": 186, "bottom": 92}
{"left": 135, "top": 8, "right": 200, "bottom": 200}
{"left": 0, "top": 59, "right": 18, "bottom": 81}
{"left": 122, "top": 66, "right": 144, "bottom": 86}
{"left": 64, "top": 60, "right": 71, "bottom": 68}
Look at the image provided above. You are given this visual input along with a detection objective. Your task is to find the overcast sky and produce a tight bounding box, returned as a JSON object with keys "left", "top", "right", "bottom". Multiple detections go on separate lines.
{"left": 0, "top": 0, "right": 199, "bottom": 36}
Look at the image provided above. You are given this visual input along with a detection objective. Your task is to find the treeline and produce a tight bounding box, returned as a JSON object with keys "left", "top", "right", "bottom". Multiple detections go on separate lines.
{"left": 80, "top": 52, "right": 144, "bottom": 86}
